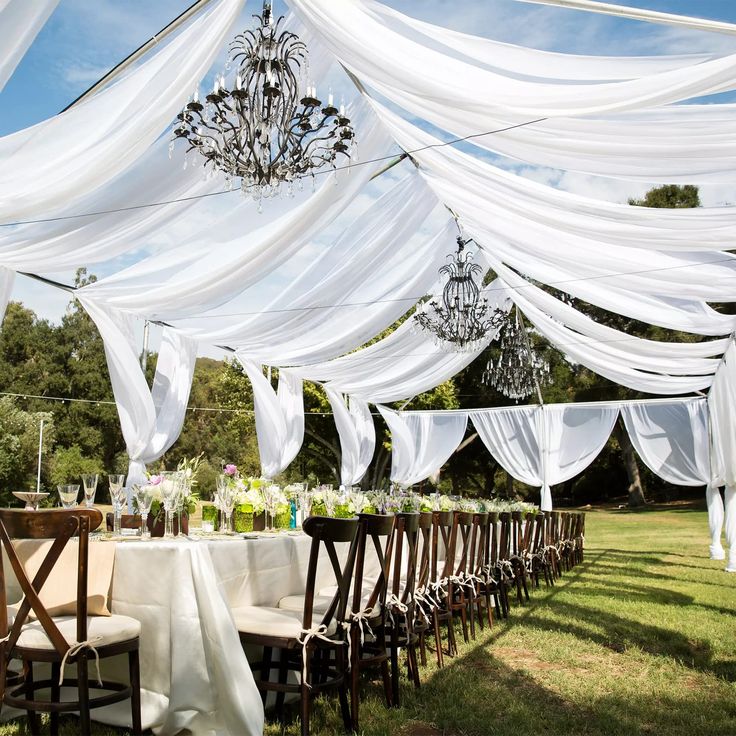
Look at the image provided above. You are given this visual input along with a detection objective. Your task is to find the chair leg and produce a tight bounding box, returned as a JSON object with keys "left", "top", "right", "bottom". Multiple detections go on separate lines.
{"left": 419, "top": 630, "right": 427, "bottom": 666}
{"left": 275, "top": 650, "right": 289, "bottom": 722}
{"left": 407, "top": 643, "right": 421, "bottom": 690}
{"left": 432, "top": 610, "right": 444, "bottom": 668}
{"left": 260, "top": 646, "right": 272, "bottom": 707}
{"left": 24, "top": 661, "right": 40, "bottom": 736}
{"left": 50, "top": 661, "right": 61, "bottom": 735}
{"left": 350, "top": 628, "right": 361, "bottom": 731}
{"left": 390, "top": 627, "right": 400, "bottom": 707}
{"left": 377, "top": 627, "right": 393, "bottom": 707}
{"left": 336, "top": 646, "right": 351, "bottom": 732}
{"left": 468, "top": 594, "right": 477, "bottom": 639}
{"left": 128, "top": 648, "right": 143, "bottom": 736}
{"left": 459, "top": 599, "right": 469, "bottom": 643}
{"left": 77, "top": 654, "right": 91, "bottom": 736}
{"left": 300, "top": 653, "right": 311, "bottom": 736}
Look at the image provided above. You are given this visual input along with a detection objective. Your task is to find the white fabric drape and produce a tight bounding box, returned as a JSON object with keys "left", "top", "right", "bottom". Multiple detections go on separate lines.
{"left": 469, "top": 404, "right": 618, "bottom": 511}
{"left": 291, "top": 0, "right": 736, "bottom": 120}
{"left": 237, "top": 357, "right": 304, "bottom": 479}
{"left": 0, "top": 266, "right": 13, "bottom": 325}
{"left": 325, "top": 389, "right": 375, "bottom": 487}
{"left": 79, "top": 102, "right": 393, "bottom": 319}
{"left": 0, "top": 0, "right": 59, "bottom": 91}
{"left": 706, "top": 484, "right": 726, "bottom": 561}
{"left": 77, "top": 297, "right": 197, "bottom": 496}
{"left": 378, "top": 408, "right": 468, "bottom": 487}
{"left": 0, "top": 0, "right": 244, "bottom": 223}
{"left": 349, "top": 2, "right": 736, "bottom": 183}
{"left": 516, "top": 0, "right": 736, "bottom": 36}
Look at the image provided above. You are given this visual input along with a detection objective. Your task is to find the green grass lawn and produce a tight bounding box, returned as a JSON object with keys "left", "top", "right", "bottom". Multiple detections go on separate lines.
{"left": 4, "top": 505, "right": 736, "bottom": 735}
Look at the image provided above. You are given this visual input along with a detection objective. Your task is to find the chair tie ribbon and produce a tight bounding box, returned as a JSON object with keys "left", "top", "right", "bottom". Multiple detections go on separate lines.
{"left": 413, "top": 587, "right": 433, "bottom": 625}
{"left": 298, "top": 624, "right": 339, "bottom": 688}
{"left": 59, "top": 636, "right": 104, "bottom": 687}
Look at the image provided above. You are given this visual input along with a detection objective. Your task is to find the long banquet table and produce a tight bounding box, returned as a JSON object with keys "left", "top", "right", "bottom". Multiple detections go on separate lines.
{"left": 6, "top": 532, "right": 372, "bottom": 736}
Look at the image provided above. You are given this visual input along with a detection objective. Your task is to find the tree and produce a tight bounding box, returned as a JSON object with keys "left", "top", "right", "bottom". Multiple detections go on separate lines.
{"left": 628, "top": 184, "right": 700, "bottom": 209}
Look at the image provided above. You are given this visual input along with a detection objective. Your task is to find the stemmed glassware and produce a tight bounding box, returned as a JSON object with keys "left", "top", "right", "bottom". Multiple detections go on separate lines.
{"left": 133, "top": 484, "right": 154, "bottom": 541}
{"left": 295, "top": 483, "right": 310, "bottom": 526}
{"left": 350, "top": 489, "right": 367, "bottom": 514}
{"left": 108, "top": 474, "right": 126, "bottom": 535}
{"left": 81, "top": 474, "right": 98, "bottom": 508}
{"left": 215, "top": 474, "right": 235, "bottom": 534}
{"left": 263, "top": 484, "right": 281, "bottom": 532}
{"left": 57, "top": 484, "right": 79, "bottom": 509}
{"left": 323, "top": 488, "right": 337, "bottom": 518}
{"left": 158, "top": 471, "right": 180, "bottom": 539}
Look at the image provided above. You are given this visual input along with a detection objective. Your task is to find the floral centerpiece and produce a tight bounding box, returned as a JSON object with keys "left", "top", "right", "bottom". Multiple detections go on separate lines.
{"left": 140, "top": 457, "right": 200, "bottom": 536}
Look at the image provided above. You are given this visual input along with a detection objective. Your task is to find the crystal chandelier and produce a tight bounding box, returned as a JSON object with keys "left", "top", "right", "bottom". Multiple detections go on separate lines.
{"left": 171, "top": 0, "right": 356, "bottom": 204}
{"left": 482, "top": 306, "right": 550, "bottom": 401}
{"left": 413, "top": 235, "right": 502, "bottom": 351}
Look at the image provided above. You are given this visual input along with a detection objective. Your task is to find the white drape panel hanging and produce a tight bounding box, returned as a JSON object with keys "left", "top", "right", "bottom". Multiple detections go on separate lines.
{"left": 325, "top": 389, "right": 375, "bottom": 486}
{"left": 79, "top": 102, "right": 393, "bottom": 319}
{"left": 469, "top": 405, "right": 617, "bottom": 511}
{"left": 291, "top": 0, "right": 736, "bottom": 123}
{"left": 378, "top": 408, "right": 468, "bottom": 487}
{"left": 237, "top": 357, "right": 304, "bottom": 479}
{"left": 621, "top": 400, "right": 711, "bottom": 487}
{"left": 0, "top": 0, "right": 59, "bottom": 91}
{"left": 350, "top": 2, "right": 736, "bottom": 183}
{"left": 0, "top": 266, "right": 13, "bottom": 325}
{"left": 516, "top": 0, "right": 736, "bottom": 36}
{"left": 708, "top": 340, "right": 736, "bottom": 570}
{"left": 77, "top": 297, "right": 197, "bottom": 498}
{"left": 0, "top": 0, "right": 244, "bottom": 223}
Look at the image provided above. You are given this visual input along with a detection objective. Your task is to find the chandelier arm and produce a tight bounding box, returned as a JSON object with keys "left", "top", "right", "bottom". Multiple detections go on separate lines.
{"left": 516, "top": 309, "right": 546, "bottom": 405}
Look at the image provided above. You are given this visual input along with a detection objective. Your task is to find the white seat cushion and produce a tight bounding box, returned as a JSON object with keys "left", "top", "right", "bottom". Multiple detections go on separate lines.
{"left": 233, "top": 605, "right": 338, "bottom": 638}
{"left": 279, "top": 592, "right": 380, "bottom": 616}
{"left": 12, "top": 613, "right": 140, "bottom": 651}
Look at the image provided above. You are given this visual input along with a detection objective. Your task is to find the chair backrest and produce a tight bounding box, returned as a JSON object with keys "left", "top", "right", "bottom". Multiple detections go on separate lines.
{"left": 452, "top": 511, "right": 475, "bottom": 578}
{"left": 390, "top": 513, "right": 420, "bottom": 607}
{"left": 469, "top": 512, "right": 489, "bottom": 579}
{"left": 0, "top": 508, "right": 102, "bottom": 657}
{"left": 415, "top": 512, "right": 433, "bottom": 594}
{"left": 530, "top": 512, "right": 546, "bottom": 555}
{"left": 301, "top": 516, "right": 359, "bottom": 632}
{"left": 487, "top": 511, "right": 500, "bottom": 566}
{"left": 432, "top": 511, "right": 455, "bottom": 584}
{"left": 511, "top": 511, "right": 524, "bottom": 557}
{"left": 354, "top": 513, "right": 395, "bottom": 615}
{"left": 498, "top": 512, "right": 512, "bottom": 562}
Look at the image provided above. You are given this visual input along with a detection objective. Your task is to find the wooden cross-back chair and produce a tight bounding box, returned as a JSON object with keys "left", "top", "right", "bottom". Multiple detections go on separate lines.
{"left": 467, "top": 511, "right": 493, "bottom": 632}
{"left": 449, "top": 511, "right": 477, "bottom": 642}
{"left": 486, "top": 511, "right": 508, "bottom": 618}
{"left": 510, "top": 511, "right": 531, "bottom": 604}
{"left": 429, "top": 510, "right": 457, "bottom": 667}
{"left": 235, "top": 516, "right": 359, "bottom": 736}
{"left": 384, "top": 512, "right": 421, "bottom": 706}
{"left": 0, "top": 508, "right": 141, "bottom": 736}
{"left": 413, "top": 512, "right": 435, "bottom": 668}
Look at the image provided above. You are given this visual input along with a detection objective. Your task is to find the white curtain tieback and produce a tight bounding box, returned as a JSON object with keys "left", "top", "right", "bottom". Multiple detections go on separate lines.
{"left": 60, "top": 636, "right": 104, "bottom": 687}
{"left": 297, "top": 625, "right": 339, "bottom": 688}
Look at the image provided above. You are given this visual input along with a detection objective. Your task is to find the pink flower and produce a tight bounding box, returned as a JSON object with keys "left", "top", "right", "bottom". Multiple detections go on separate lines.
{"left": 224, "top": 464, "right": 238, "bottom": 476}
{"left": 148, "top": 474, "right": 162, "bottom": 485}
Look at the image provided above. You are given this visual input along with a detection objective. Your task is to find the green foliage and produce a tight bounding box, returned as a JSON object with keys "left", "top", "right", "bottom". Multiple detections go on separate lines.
{"left": 49, "top": 445, "right": 100, "bottom": 488}
{"left": 629, "top": 183, "right": 701, "bottom": 209}
{"left": 0, "top": 397, "right": 54, "bottom": 502}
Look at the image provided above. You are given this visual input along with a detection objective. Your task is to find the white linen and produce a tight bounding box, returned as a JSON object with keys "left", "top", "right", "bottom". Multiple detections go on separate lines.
{"left": 291, "top": 0, "right": 736, "bottom": 120}
{"left": 378, "top": 408, "right": 468, "bottom": 487}
{"left": 707, "top": 484, "right": 726, "bottom": 561}
{"left": 469, "top": 403, "right": 618, "bottom": 511}
{"left": 0, "top": 266, "right": 13, "bottom": 324}
{"left": 516, "top": 0, "right": 736, "bottom": 36}
{"left": 0, "top": 0, "right": 59, "bottom": 91}
{"left": 353, "top": 2, "right": 736, "bottom": 183}
{"left": 325, "top": 389, "right": 376, "bottom": 486}
{"left": 0, "top": 0, "right": 244, "bottom": 223}
{"left": 620, "top": 399, "right": 711, "bottom": 487}
{"left": 78, "top": 102, "right": 394, "bottom": 320}
{"left": 708, "top": 340, "right": 736, "bottom": 488}
{"left": 104, "top": 540, "right": 263, "bottom": 736}
{"left": 725, "top": 486, "right": 736, "bottom": 573}
{"left": 77, "top": 298, "right": 197, "bottom": 494}
{"left": 238, "top": 357, "right": 304, "bottom": 479}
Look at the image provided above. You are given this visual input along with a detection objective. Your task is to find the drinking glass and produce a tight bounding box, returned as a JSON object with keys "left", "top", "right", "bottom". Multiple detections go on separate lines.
{"left": 158, "top": 471, "right": 180, "bottom": 539}
{"left": 108, "top": 474, "right": 126, "bottom": 535}
{"left": 57, "top": 484, "right": 79, "bottom": 509}
{"left": 81, "top": 474, "right": 98, "bottom": 508}
{"left": 263, "top": 485, "right": 280, "bottom": 531}
{"left": 215, "top": 476, "right": 235, "bottom": 533}
{"left": 176, "top": 475, "right": 191, "bottom": 536}
{"left": 133, "top": 485, "right": 154, "bottom": 541}
{"left": 351, "top": 490, "right": 367, "bottom": 514}
{"left": 295, "top": 484, "right": 310, "bottom": 526}
{"left": 323, "top": 489, "right": 337, "bottom": 518}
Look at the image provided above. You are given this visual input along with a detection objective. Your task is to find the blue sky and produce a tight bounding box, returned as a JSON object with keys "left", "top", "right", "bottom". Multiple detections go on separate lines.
{"left": 2, "top": 0, "right": 736, "bottom": 355}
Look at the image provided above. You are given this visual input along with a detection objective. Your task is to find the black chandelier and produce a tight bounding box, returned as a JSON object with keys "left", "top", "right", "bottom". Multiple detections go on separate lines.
{"left": 171, "top": 0, "right": 356, "bottom": 203}
{"left": 413, "top": 235, "right": 503, "bottom": 351}
{"left": 482, "top": 306, "right": 550, "bottom": 401}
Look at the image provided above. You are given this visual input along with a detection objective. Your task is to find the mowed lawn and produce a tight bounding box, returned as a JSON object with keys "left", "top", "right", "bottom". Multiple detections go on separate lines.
{"left": 4, "top": 505, "right": 736, "bottom": 735}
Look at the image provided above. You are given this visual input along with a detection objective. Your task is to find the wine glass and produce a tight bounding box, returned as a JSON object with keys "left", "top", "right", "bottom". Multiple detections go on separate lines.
{"left": 295, "top": 483, "right": 310, "bottom": 526}
{"left": 263, "top": 485, "right": 281, "bottom": 531}
{"left": 158, "top": 471, "right": 180, "bottom": 539}
{"left": 108, "top": 474, "right": 126, "bottom": 535}
{"left": 216, "top": 476, "right": 235, "bottom": 534}
{"left": 351, "top": 489, "right": 367, "bottom": 514}
{"left": 323, "top": 489, "right": 337, "bottom": 518}
{"left": 133, "top": 485, "right": 154, "bottom": 541}
{"left": 57, "top": 484, "right": 79, "bottom": 509}
{"left": 81, "top": 474, "right": 98, "bottom": 508}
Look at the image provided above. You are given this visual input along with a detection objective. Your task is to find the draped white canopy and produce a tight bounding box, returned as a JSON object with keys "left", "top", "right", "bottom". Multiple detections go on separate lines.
{"left": 1, "top": 0, "right": 736, "bottom": 571}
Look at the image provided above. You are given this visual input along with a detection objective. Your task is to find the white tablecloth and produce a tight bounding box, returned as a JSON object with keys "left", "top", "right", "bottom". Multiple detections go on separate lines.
{"left": 96, "top": 533, "right": 361, "bottom": 736}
